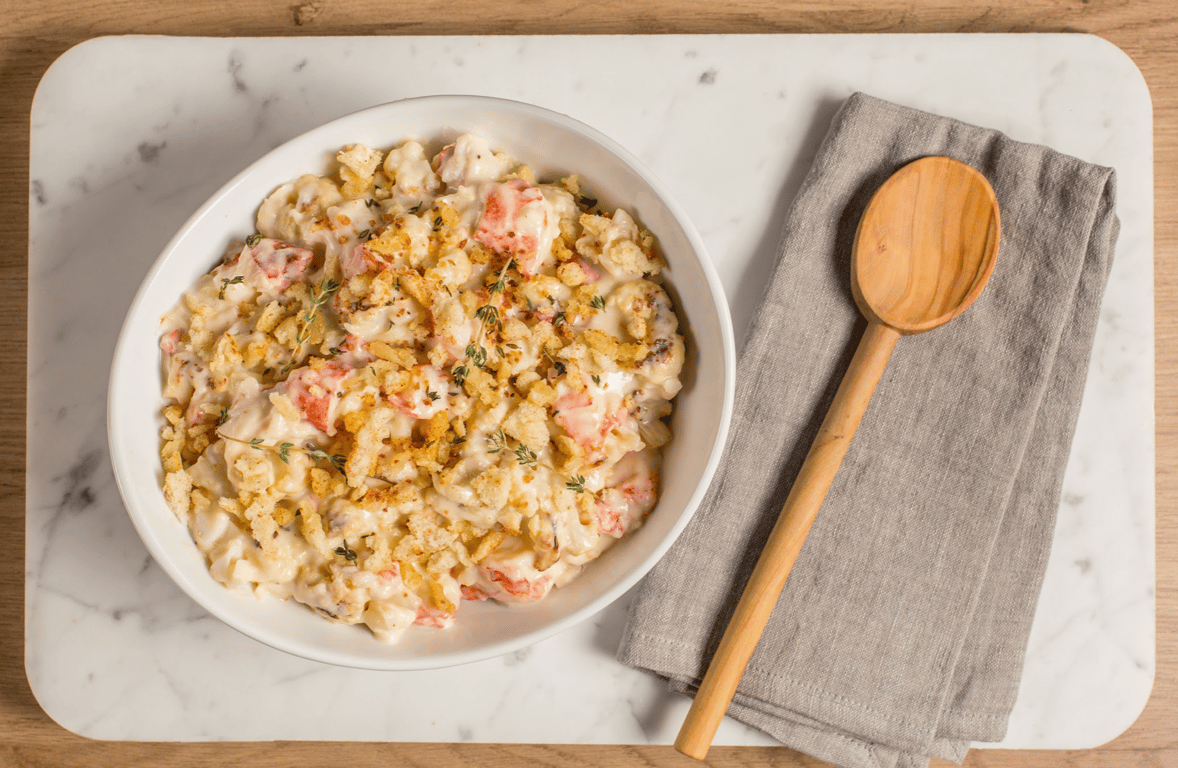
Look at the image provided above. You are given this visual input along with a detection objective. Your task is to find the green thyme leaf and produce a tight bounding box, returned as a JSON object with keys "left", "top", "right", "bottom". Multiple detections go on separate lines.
{"left": 543, "top": 349, "right": 567, "bottom": 376}
{"left": 490, "top": 257, "right": 514, "bottom": 294}
{"left": 287, "top": 278, "right": 341, "bottom": 352}
{"left": 218, "top": 275, "right": 244, "bottom": 299}
{"left": 487, "top": 429, "right": 507, "bottom": 455}
{"left": 334, "top": 540, "right": 358, "bottom": 564}
{"left": 465, "top": 344, "right": 488, "bottom": 368}
{"left": 514, "top": 443, "right": 538, "bottom": 467}
{"left": 310, "top": 278, "right": 340, "bottom": 305}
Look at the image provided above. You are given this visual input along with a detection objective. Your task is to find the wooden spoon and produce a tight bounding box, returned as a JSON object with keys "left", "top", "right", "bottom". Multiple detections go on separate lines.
{"left": 675, "top": 156, "right": 1001, "bottom": 759}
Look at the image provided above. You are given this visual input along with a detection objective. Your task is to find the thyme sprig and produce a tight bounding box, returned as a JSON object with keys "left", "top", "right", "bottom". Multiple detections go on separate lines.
{"left": 216, "top": 432, "right": 346, "bottom": 472}
{"left": 456, "top": 257, "right": 515, "bottom": 381}
{"left": 486, "top": 428, "right": 508, "bottom": 455}
{"left": 489, "top": 258, "right": 513, "bottom": 295}
{"left": 295, "top": 278, "right": 341, "bottom": 346}
{"left": 334, "top": 539, "right": 358, "bottom": 563}
{"left": 513, "top": 443, "right": 538, "bottom": 466}
{"left": 463, "top": 343, "right": 489, "bottom": 369}
{"left": 474, "top": 304, "right": 499, "bottom": 324}
{"left": 542, "top": 348, "right": 567, "bottom": 376}
{"left": 276, "top": 358, "right": 300, "bottom": 379}
{"left": 218, "top": 275, "right": 244, "bottom": 299}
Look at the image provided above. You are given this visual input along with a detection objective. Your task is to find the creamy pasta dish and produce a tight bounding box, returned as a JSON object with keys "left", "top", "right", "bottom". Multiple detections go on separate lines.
{"left": 158, "top": 134, "right": 685, "bottom": 641}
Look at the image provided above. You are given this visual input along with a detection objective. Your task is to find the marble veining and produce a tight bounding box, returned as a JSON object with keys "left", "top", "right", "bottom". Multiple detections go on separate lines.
{"left": 26, "top": 34, "right": 1153, "bottom": 747}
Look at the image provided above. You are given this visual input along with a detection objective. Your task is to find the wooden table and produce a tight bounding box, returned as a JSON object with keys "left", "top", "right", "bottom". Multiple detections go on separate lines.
{"left": 2, "top": 2, "right": 1173, "bottom": 766}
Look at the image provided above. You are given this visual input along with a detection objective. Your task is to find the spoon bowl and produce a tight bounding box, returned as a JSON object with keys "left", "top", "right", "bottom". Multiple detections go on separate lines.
{"left": 853, "top": 156, "right": 1000, "bottom": 334}
{"left": 675, "top": 156, "right": 1001, "bottom": 760}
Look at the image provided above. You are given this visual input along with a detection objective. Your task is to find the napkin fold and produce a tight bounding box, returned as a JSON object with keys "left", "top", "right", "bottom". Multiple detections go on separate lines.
{"left": 617, "top": 93, "right": 1119, "bottom": 768}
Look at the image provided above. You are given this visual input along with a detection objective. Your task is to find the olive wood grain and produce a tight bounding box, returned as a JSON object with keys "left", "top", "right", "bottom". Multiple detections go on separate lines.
{"left": 676, "top": 157, "right": 1000, "bottom": 759}
{"left": 853, "top": 157, "right": 1000, "bottom": 334}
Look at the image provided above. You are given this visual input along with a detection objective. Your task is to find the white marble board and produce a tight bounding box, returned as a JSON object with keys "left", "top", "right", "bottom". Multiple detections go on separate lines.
{"left": 26, "top": 34, "right": 1154, "bottom": 748}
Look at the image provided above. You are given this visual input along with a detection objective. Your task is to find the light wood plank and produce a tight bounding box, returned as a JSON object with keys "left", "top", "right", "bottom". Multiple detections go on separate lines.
{"left": 2, "top": 2, "right": 1174, "bottom": 766}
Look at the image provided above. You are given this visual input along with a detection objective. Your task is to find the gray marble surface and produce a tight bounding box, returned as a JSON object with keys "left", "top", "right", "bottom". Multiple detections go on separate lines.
{"left": 26, "top": 34, "right": 1153, "bottom": 747}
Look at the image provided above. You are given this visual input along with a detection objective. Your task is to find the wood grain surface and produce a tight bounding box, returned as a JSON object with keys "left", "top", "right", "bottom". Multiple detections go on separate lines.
{"left": 2, "top": 2, "right": 1174, "bottom": 767}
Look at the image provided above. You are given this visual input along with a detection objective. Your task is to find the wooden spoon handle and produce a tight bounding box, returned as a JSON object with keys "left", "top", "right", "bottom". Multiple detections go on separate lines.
{"left": 675, "top": 321, "right": 901, "bottom": 759}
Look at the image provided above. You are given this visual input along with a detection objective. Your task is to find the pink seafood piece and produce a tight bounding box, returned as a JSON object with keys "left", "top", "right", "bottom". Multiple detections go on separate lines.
{"left": 553, "top": 388, "right": 627, "bottom": 460}
{"left": 340, "top": 241, "right": 399, "bottom": 280}
{"left": 184, "top": 394, "right": 208, "bottom": 427}
{"left": 413, "top": 603, "right": 455, "bottom": 629}
{"left": 160, "top": 329, "right": 181, "bottom": 357}
{"left": 577, "top": 259, "right": 601, "bottom": 284}
{"left": 390, "top": 364, "right": 449, "bottom": 420}
{"left": 432, "top": 142, "right": 454, "bottom": 172}
{"left": 238, "top": 238, "right": 313, "bottom": 293}
{"left": 283, "top": 362, "right": 351, "bottom": 434}
{"left": 595, "top": 467, "right": 659, "bottom": 536}
{"left": 474, "top": 179, "right": 550, "bottom": 274}
{"left": 484, "top": 563, "right": 554, "bottom": 603}
{"left": 333, "top": 334, "right": 377, "bottom": 365}
{"left": 460, "top": 584, "right": 493, "bottom": 602}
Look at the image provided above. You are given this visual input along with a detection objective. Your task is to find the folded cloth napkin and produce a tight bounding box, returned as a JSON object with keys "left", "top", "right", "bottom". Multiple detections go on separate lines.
{"left": 617, "top": 92, "right": 1119, "bottom": 768}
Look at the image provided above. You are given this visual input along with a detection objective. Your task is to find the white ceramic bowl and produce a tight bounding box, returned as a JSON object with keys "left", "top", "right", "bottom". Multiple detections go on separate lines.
{"left": 108, "top": 95, "right": 734, "bottom": 670}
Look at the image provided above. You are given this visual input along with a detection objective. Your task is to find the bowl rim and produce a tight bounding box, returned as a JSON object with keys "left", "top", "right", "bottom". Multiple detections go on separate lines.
{"left": 107, "top": 94, "right": 736, "bottom": 670}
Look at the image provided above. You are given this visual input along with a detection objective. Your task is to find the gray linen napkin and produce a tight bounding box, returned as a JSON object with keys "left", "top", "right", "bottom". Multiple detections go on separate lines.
{"left": 617, "top": 92, "right": 1119, "bottom": 768}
